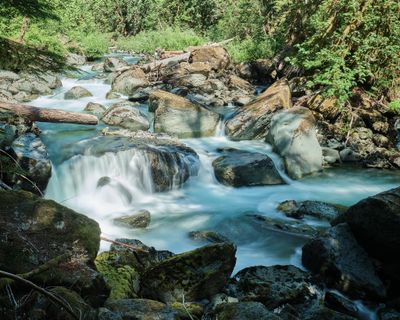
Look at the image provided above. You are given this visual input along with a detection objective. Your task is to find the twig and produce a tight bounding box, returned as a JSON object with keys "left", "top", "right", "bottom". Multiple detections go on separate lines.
{"left": 182, "top": 294, "right": 195, "bottom": 320}
{"left": 0, "top": 270, "right": 79, "bottom": 320}
{"left": 100, "top": 236, "right": 149, "bottom": 253}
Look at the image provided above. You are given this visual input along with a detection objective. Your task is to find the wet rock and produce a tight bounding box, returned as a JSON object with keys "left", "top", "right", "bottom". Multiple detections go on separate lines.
{"left": 101, "top": 101, "right": 149, "bottom": 131}
{"left": 267, "top": 107, "right": 323, "bottom": 179}
{"left": 248, "top": 213, "right": 324, "bottom": 238}
{"left": 140, "top": 242, "right": 236, "bottom": 303}
{"left": 106, "top": 91, "right": 121, "bottom": 99}
{"left": 322, "top": 147, "right": 341, "bottom": 165}
{"left": 64, "top": 86, "right": 93, "bottom": 99}
{"left": 9, "top": 133, "right": 52, "bottom": 194}
{"left": 302, "top": 223, "right": 386, "bottom": 299}
{"left": 334, "top": 187, "right": 400, "bottom": 264}
{"left": 104, "top": 299, "right": 181, "bottom": 320}
{"left": 111, "top": 67, "right": 149, "bottom": 96}
{"left": 226, "top": 80, "right": 292, "bottom": 140}
{"left": 91, "top": 63, "right": 105, "bottom": 72}
{"left": 213, "top": 302, "right": 282, "bottom": 320}
{"left": 277, "top": 200, "right": 346, "bottom": 222}
{"left": 324, "top": 291, "right": 359, "bottom": 318}
{"left": 226, "top": 265, "right": 318, "bottom": 309}
{"left": 339, "top": 148, "right": 362, "bottom": 162}
{"left": 95, "top": 251, "right": 140, "bottom": 300}
{"left": 149, "top": 90, "right": 219, "bottom": 138}
{"left": 103, "top": 57, "right": 129, "bottom": 72}
{"left": 113, "top": 209, "right": 151, "bottom": 229}
{"left": 378, "top": 309, "right": 400, "bottom": 320}
{"left": 189, "top": 230, "right": 231, "bottom": 244}
{"left": 66, "top": 53, "right": 86, "bottom": 66}
{"left": 96, "top": 176, "right": 133, "bottom": 204}
{"left": 212, "top": 149, "right": 285, "bottom": 187}
{"left": 84, "top": 102, "right": 106, "bottom": 117}
{"left": 0, "top": 191, "right": 101, "bottom": 273}
{"left": 189, "top": 46, "right": 230, "bottom": 71}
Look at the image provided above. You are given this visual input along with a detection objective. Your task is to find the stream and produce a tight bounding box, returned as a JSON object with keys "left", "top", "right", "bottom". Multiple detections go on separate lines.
{"left": 28, "top": 56, "right": 400, "bottom": 318}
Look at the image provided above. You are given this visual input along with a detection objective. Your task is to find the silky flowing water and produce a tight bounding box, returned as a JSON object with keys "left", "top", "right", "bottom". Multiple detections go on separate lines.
{"left": 28, "top": 56, "right": 400, "bottom": 319}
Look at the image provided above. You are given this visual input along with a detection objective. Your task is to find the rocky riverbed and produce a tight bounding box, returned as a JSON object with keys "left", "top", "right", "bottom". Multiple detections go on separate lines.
{"left": 0, "top": 47, "right": 400, "bottom": 319}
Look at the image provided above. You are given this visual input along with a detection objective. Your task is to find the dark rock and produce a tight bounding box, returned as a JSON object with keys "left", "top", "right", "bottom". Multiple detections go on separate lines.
{"left": 0, "top": 191, "right": 101, "bottom": 273}
{"left": 226, "top": 265, "right": 317, "bottom": 309}
{"left": 302, "top": 223, "right": 386, "bottom": 299}
{"left": 213, "top": 302, "right": 282, "bottom": 320}
{"left": 140, "top": 242, "right": 236, "bottom": 303}
{"left": 113, "top": 209, "right": 151, "bottom": 229}
{"left": 212, "top": 149, "right": 285, "bottom": 187}
{"left": 189, "top": 230, "right": 231, "bottom": 244}
{"left": 64, "top": 86, "right": 93, "bottom": 99}
{"left": 324, "top": 291, "right": 359, "bottom": 318}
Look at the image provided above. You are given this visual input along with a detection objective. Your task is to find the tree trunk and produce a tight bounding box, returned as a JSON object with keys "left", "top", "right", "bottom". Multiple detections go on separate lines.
{"left": 0, "top": 102, "right": 98, "bottom": 125}
{"left": 18, "top": 16, "right": 30, "bottom": 44}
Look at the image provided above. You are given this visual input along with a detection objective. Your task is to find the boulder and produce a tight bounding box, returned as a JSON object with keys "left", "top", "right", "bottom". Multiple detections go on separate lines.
{"left": 213, "top": 302, "right": 281, "bottom": 320}
{"left": 212, "top": 149, "right": 285, "bottom": 187}
{"left": 277, "top": 200, "right": 346, "bottom": 222}
{"left": 226, "top": 265, "right": 317, "bottom": 309}
{"left": 111, "top": 67, "right": 149, "bottom": 96}
{"left": 103, "top": 57, "right": 129, "bottom": 72}
{"left": 322, "top": 147, "right": 341, "bottom": 165}
{"left": 189, "top": 230, "right": 231, "bottom": 244}
{"left": 140, "top": 242, "right": 236, "bottom": 303}
{"left": 226, "top": 80, "right": 292, "bottom": 140}
{"left": 189, "top": 46, "right": 230, "bottom": 70}
{"left": 113, "top": 209, "right": 151, "bottom": 229}
{"left": 266, "top": 107, "right": 323, "bottom": 179}
{"left": 302, "top": 223, "right": 386, "bottom": 299}
{"left": 149, "top": 90, "right": 219, "bottom": 138}
{"left": 66, "top": 53, "right": 86, "bottom": 66}
{"left": 9, "top": 133, "right": 52, "bottom": 194}
{"left": 0, "top": 191, "right": 101, "bottom": 274}
{"left": 84, "top": 102, "right": 106, "bottom": 117}
{"left": 334, "top": 187, "right": 400, "bottom": 264}
{"left": 101, "top": 101, "right": 149, "bottom": 131}
{"left": 64, "top": 86, "right": 93, "bottom": 99}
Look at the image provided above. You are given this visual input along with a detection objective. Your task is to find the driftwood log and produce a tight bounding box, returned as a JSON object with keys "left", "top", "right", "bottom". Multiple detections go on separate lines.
{"left": 0, "top": 102, "right": 98, "bottom": 125}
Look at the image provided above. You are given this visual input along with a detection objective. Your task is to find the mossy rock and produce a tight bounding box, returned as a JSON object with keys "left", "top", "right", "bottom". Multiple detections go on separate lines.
{"left": 0, "top": 190, "right": 100, "bottom": 274}
{"left": 95, "top": 251, "right": 140, "bottom": 301}
{"left": 140, "top": 242, "right": 237, "bottom": 303}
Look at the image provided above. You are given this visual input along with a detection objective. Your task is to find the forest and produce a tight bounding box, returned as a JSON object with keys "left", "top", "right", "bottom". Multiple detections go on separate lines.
{"left": 0, "top": 0, "right": 400, "bottom": 319}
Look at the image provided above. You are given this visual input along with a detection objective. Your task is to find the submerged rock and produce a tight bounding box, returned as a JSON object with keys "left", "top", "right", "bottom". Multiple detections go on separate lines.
{"left": 140, "top": 242, "right": 236, "bottom": 303}
{"left": 226, "top": 80, "right": 292, "bottom": 140}
{"left": 267, "top": 107, "right": 323, "bottom": 179}
{"left": 302, "top": 223, "right": 386, "bottom": 299}
{"left": 212, "top": 149, "right": 285, "bottom": 187}
{"left": 149, "top": 90, "right": 219, "bottom": 138}
{"left": 277, "top": 200, "right": 346, "bottom": 222}
{"left": 226, "top": 265, "right": 317, "bottom": 309}
{"left": 111, "top": 67, "right": 149, "bottom": 96}
{"left": 9, "top": 133, "right": 52, "bottom": 194}
{"left": 64, "top": 86, "right": 93, "bottom": 99}
{"left": 0, "top": 191, "right": 101, "bottom": 273}
{"left": 101, "top": 101, "right": 149, "bottom": 131}
{"left": 113, "top": 209, "right": 151, "bottom": 229}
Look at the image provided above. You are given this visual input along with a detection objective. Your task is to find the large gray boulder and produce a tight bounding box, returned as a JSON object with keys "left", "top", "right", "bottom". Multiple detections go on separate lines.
{"left": 140, "top": 242, "right": 236, "bottom": 303}
{"left": 149, "top": 90, "right": 219, "bottom": 138}
{"left": 84, "top": 102, "right": 106, "bottom": 117}
{"left": 10, "top": 133, "right": 52, "bottom": 194}
{"left": 266, "top": 107, "right": 323, "bottom": 179}
{"left": 64, "top": 86, "right": 93, "bottom": 99}
{"left": 302, "top": 223, "right": 386, "bottom": 299}
{"left": 111, "top": 67, "right": 149, "bottom": 96}
{"left": 226, "top": 80, "right": 292, "bottom": 140}
{"left": 103, "top": 57, "right": 129, "bottom": 72}
{"left": 101, "top": 101, "right": 149, "bottom": 131}
{"left": 212, "top": 149, "right": 285, "bottom": 187}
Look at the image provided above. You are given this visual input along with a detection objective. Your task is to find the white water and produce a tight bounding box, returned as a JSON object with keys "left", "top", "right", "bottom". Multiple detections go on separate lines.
{"left": 29, "top": 63, "right": 400, "bottom": 316}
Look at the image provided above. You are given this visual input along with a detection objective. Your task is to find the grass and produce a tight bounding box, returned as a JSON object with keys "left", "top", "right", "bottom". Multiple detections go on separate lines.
{"left": 116, "top": 27, "right": 207, "bottom": 53}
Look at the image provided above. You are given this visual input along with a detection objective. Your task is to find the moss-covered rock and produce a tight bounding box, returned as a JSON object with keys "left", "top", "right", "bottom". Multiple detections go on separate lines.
{"left": 140, "top": 242, "right": 237, "bottom": 303}
{"left": 0, "top": 190, "right": 101, "bottom": 274}
{"left": 95, "top": 251, "right": 140, "bottom": 301}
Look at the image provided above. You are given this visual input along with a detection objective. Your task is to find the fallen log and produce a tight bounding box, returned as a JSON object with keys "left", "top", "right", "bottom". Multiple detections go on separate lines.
{"left": 0, "top": 102, "right": 98, "bottom": 125}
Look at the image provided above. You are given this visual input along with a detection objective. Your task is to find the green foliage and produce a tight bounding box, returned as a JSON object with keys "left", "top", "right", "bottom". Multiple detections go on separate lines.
{"left": 389, "top": 100, "right": 400, "bottom": 111}
{"left": 225, "top": 38, "right": 273, "bottom": 63}
{"left": 116, "top": 28, "right": 207, "bottom": 53}
{"left": 69, "top": 32, "right": 112, "bottom": 59}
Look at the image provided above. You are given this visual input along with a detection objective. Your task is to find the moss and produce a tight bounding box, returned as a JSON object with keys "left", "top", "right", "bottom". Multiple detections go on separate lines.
{"left": 95, "top": 252, "right": 139, "bottom": 301}
{"left": 170, "top": 302, "right": 204, "bottom": 319}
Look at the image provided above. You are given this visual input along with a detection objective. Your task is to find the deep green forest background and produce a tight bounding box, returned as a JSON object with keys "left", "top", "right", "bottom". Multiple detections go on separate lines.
{"left": 0, "top": 0, "right": 399, "bottom": 106}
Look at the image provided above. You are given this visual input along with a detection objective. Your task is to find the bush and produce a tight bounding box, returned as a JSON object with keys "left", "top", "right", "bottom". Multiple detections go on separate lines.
{"left": 70, "top": 32, "right": 112, "bottom": 59}
{"left": 116, "top": 28, "right": 207, "bottom": 53}
{"left": 225, "top": 38, "right": 274, "bottom": 63}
